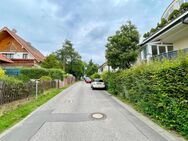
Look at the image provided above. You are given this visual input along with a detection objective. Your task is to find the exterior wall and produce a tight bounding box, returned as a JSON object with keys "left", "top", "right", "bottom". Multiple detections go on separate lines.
{"left": 0, "top": 35, "right": 34, "bottom": 59}
{"left": 0, "top": 59, "right": 35, "bottom": 67}
{"left": 98, "top": 64, "right": 117, "bottom": 74}
{"left": 0, "top": 52, "right": 34, "bottom": 59}
{"left": 173, "top": 36, "right": 188, "bottom": 50}
{"left": 0, "top": 36, "right": 26, "bottom": 52}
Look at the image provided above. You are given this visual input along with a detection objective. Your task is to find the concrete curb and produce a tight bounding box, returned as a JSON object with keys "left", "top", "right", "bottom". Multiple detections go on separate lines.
{"left": 104, "top": 91, "right": 186, "bottom": 141}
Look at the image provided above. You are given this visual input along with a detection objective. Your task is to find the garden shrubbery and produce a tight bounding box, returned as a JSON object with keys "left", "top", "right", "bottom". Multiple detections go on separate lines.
{"left": 20, "top": 68, "right": 65, "bottom": 80}
{"left": 90, "top": 73, "right": 101, "bottom": 80}
{"left": 0, "top": 68, "right": 5, "bottom": 77}
{"left": 105, "top": 57, "right": 188, "bottom": 138}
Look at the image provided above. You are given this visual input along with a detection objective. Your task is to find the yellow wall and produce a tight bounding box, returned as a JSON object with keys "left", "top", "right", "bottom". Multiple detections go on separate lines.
{"left": 174, "top": 36, "right": 188, "bottom": 50}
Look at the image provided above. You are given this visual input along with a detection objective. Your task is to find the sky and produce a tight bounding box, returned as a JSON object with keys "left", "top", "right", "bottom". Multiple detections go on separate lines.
{"left": 0, "top": 0, "right": 172, "bottom": 65}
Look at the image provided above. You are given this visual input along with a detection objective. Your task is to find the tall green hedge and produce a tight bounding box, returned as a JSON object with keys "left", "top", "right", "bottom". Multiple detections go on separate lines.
{"left": 20, "top": 68, "right": 65, "bottom": 80}
{"left": 105, "top": 57, "right": 188, "bottom": 139}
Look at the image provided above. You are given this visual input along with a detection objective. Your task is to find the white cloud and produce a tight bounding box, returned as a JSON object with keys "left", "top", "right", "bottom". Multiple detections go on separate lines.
{"left": 0, "top": 0, "right": 172, "bottom": 64}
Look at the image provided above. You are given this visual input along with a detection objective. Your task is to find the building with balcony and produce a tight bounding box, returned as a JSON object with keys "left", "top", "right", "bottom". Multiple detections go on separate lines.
{"left": 162, "top": 0, "right": 188, "bottom": 20}
{"left": 139, "top": 1, "right": 188, "bottom": 63}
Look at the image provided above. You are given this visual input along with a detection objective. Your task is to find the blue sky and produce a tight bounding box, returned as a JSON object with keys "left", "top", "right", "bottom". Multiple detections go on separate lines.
{"left": 0, "top": 0, "right": 171, "bottom": 64}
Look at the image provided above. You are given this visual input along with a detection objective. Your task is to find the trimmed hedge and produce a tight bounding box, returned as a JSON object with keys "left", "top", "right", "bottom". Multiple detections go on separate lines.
{"left": 105, "top": 57, "right": 188, "bottom": 139}
{"left": 20, "top": 68, "right": 65, "bottom": 80}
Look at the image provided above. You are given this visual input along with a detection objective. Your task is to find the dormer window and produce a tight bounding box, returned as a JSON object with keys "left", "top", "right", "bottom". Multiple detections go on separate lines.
{"left": 23, "top": 54, "right": 28, "bottom": 59}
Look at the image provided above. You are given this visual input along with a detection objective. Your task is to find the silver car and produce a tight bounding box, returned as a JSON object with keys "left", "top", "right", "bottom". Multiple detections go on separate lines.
{"left": 91, "top": 79, "right": 106, "bottom": 90}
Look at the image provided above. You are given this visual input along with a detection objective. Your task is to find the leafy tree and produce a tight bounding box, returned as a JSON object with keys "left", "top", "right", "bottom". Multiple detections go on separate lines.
{"left": 105, "top": 21, "right": 140, "bottom": 69}
{"left": 90, "top": 73, "right": 101, "bottom": 80}
{"left": 66, "top": 59, "right": 85, "bottom": 79}
{"left": 41, "top": 54, "right": 63, "bottom": 69}
{"left": 56, "top": 40, "right": 81, "bottom": 70}
{"left": 85, "top": 59, "right": 98, "bottom": 76}
{"left": 56, "top": 40, "right": 84, "bottom": 79}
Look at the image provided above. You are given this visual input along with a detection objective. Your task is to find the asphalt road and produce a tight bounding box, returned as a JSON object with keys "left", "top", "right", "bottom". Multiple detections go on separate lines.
{"left": 0, "top": 82, "right": 184, "bottom": 141}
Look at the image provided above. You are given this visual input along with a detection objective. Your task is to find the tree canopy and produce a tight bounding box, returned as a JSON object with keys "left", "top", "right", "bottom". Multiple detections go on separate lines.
{"left": 105, "top": 21, "right": 140, "bottom": 69}
{"left": 55, "top": 40, "right": 84, "bottom": 79}
{"left": 41, "top": 54, "right": 63, "bottom": 69}
{"left": 85, "top": 59, "right": 98, "bottom": 77}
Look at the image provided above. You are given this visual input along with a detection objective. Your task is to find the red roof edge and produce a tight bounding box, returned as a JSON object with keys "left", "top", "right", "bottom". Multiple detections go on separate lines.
{"left": 0, "top": 54, "right": 14, "bottom": 63}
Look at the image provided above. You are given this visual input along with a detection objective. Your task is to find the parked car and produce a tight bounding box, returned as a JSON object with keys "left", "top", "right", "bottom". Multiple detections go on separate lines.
{"left": 91, "top": 79, "right": 106, "bottom": 90}
{"left": 84, "top": 77, "right": 92, "bottom": 83}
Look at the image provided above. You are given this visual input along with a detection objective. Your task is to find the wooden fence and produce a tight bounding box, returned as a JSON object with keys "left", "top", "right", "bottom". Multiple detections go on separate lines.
{"left": 0, "top": 75, "right": 75, "bottom": 105}
{"left": 0, "top": 81, "right": 56, "bottom": 105}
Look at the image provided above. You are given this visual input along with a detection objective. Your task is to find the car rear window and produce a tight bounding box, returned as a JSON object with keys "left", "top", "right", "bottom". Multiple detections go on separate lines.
{"left": 94, "top": 79, "right": 103, "bottom": 82}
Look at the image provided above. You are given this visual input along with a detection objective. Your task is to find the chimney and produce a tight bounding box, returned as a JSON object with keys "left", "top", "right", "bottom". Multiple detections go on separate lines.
{"left": 12, "top": 28, "right": 17, "bottom": 33}
{"left": 27, "top": 42, "right": 31, "bottom": 46}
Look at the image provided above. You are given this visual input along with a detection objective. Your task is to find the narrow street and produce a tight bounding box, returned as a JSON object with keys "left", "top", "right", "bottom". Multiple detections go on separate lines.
{"left": 0, "top": 82, "right": 182, "bottom": 141}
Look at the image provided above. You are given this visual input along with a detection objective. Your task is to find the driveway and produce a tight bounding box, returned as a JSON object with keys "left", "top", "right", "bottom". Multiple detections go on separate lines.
{"left": 0, "top": 82, "right": 184, "bottom": 141}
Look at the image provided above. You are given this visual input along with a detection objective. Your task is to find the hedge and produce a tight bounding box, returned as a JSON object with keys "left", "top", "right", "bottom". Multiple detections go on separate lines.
{"left": 20, "top": 68, "right": 65, "bottom": 81}
{"left": 105, "top": 57, "right": 188, "bottom": 139}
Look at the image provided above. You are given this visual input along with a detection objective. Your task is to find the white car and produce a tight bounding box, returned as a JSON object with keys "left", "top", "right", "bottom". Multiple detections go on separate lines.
{"left": 91, "top": 79, "right": 106, "bottom": 90}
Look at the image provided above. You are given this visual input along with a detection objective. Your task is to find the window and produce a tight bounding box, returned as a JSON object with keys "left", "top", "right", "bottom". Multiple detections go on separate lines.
{"left": 3, "top": 53, "right": 14, "bottom": 59}
{"left": 159, "top": 46, "right": 166, "bottom": 54}
{"left": 167, "top": 46, "right": 173, "bottom": 52}
{"left": 151, "top": 45, "right": 158, "bottom": 55}
{"left": 23, "top": 54, "right": 28, "bottom": 59}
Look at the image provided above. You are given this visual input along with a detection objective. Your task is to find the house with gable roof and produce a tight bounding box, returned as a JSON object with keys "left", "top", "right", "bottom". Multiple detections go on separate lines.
{"left": 0, "top": 27, "right": 45, "bottom": 67}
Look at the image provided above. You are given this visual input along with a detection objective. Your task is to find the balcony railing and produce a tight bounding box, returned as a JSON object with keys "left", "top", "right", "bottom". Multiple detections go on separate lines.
{"left": 151, "top": 48, "right": 188, "bottom": 61}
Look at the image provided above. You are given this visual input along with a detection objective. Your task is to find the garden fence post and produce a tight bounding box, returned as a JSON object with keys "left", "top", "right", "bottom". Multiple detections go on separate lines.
{"left": 36, "top": 80, "right": 39, "bottom": 99}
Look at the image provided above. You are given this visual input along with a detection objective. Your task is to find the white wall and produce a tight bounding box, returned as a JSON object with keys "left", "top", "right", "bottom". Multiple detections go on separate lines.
{"left": 173, "top": 36, "right": 188, "bottom": 50}
{"left": 0, "top": 52, "right": 34, "bottom": 59}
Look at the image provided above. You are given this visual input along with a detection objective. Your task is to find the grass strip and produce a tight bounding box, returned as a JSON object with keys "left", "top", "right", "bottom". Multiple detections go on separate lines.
{"left": 0, "top": 86, "right": 68, "bottom": 133}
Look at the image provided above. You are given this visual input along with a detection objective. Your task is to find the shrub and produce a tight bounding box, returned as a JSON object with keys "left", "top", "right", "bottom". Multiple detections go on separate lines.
{"left": 39, "top": 76, "right": 52, "bottom": 81}
{"left": 0, "top": 68, "right": 5, "bottom": 77}
{"left": 20, "top": 68, "right": 49, "bottom": 80}
{"left": 143, "top": 32, "right": 150, "bottom": 39}
{"left": 107, "top": 57, "right": 188, "bottom": 138}
{"left": 180, "top": 2, "right": 188, "bottom": 13}
{"left": 48, "top": 69, "right": 64, "bottom": 80}
{"left": 0, "top": 76, "right": 23, "bottom": 84}
{"left": 168, "top": 10, "right": 181, "bottom": 21}
{"left": 20, "top": 68, "right": 65, "bottom": 80}
{"left": 90, "top": 73, "right": 101, "bottom": 80}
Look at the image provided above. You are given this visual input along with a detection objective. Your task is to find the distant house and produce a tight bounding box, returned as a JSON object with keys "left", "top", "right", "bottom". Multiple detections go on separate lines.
{"left": 98, "top": 62, "right": 116, "bottom": 74}
{"left": 138, "top": 0, "right": 188, "bottom": 63}
{"left": 0, "top": 27, "right": 45, "bottom": 67}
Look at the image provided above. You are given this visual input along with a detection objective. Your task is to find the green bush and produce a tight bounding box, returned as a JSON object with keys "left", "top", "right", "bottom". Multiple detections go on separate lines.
{"left": 20, "top": 68, "right": 65, "bottom": 80}
{"left": 107, "top": 57, "right": 188, "bottom": 138}
{"left": 39, "top": 76, "right": 52, "bottom": 81}
{"left": 48, "top": 69, "right": 64, "bottom": 80}
{"left": 0, "top": 68, "right": 5, "bottom": 77}
{"left": 168, "top": 10, "right": 181, "bottom": 21}
{"left": 0, "top": 76, "right": 23, "bottom": 85}
{"left": 180, "top": 2, "right": 188, "bottom": 13}
{"left": 90, "top": 73, "right": 101, "bottom": 80}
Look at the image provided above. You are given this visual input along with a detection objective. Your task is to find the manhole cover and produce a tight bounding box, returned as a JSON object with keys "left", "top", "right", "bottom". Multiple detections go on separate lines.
{"left": 90, "top": 113, "right": 106, "bottom": 120}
